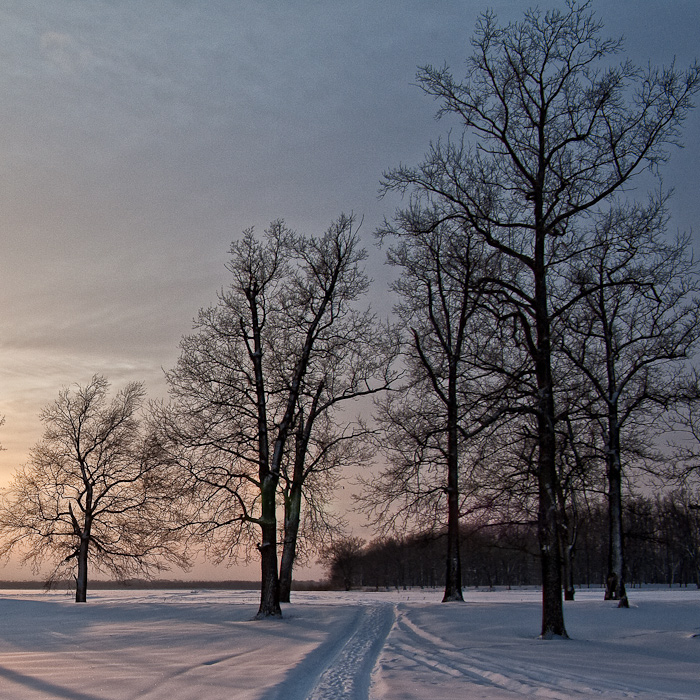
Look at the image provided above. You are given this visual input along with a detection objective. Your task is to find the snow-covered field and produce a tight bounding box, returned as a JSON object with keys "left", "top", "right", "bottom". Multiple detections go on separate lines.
{"left": 0, "top": 587, "right": 697, "bottom": 699}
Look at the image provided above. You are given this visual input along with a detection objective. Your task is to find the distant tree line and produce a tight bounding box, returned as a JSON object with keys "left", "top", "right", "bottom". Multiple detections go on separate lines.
{"left": 324, "top": 490, "right": 700, "bottom": 591}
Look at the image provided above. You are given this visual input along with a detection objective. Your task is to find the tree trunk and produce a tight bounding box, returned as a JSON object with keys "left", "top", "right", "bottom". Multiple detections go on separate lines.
{"left": 279, "top": 483, "right": 302, "bottom": 603}
{"left": 604, "top": 414, "right": 629, "bottom": 607}
{"left": 563, "top": 547, "right": 575, "bottom": 601}
{"left": 557, "top": 479, "right": 576, "bottom": 601}
{"left": 443, "top": 516, "right": 462, "bottom": 601}
{"left": 75, "top": 535, "right": 89, "bottom": 603}
{"left": 442, "top": 360, "right": 463, "bottom": 602}
{"left": 538, "top": 424, "right": 567, "bottom": 636}
{"left": 534, "top": 225, "right": 567, "bottom": 638}
{"left": 257, "top": 475, "right": 282, "bottom": 618}
{"left": 442, "top": 434, "right": 464, "bottom": 603}
{"left": 279, "top": 408, "right": 315, "bottom": 604}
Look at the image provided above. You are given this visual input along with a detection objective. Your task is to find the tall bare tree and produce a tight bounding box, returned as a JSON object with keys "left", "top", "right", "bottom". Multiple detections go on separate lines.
{"left": 381, "top": 1, "right": 699, "bottom": 637}
{"left": 0, "top": 376, "right": 185, "bottom": 602}
{"left": 162, "top": 215, "right": 395, "bottom": 617}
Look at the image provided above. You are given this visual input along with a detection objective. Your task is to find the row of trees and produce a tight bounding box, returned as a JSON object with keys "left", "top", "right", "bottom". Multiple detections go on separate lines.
{"left": 0, "top": 216, "right": 398, "bottom": 614}
{"left": 323, "top": 491, "right": 700, "bottom": 592}
{"left": 358, "top": 0, "right": 700, "bottom": 638}
{"left": 0, "top": 3, "right": 698, "bottom": 642}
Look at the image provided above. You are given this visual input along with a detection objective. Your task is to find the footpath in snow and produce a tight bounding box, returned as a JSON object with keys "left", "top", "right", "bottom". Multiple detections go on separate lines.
{"left": 0, "top": 587, "right": 698, "bottom": 699}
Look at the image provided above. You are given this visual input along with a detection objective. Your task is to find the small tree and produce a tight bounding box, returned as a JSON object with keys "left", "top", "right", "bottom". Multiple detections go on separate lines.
{"left": 0, "top": 376, "right": 185, "bottom": 602}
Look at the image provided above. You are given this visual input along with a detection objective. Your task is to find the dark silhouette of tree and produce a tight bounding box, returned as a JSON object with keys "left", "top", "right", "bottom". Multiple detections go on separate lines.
{"left": 562, "top": 198, "right": 700, "bottom": 606}
{"left": 319, "top": 536, "right": 366, "bottom": 590}
{"left": 381, "top": 1, "right": 699, "bottom": 637}
{"left": 364, "top": 218, "right": 512, "bottom": 602}
{"left": 0, "top": 376, "right": 185, "bottom": 602}
{"left": 161, "top": 215, "right": 395, "bottom": 617}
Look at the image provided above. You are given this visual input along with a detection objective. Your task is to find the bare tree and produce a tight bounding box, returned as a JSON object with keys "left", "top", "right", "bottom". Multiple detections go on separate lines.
{"left": 0, "top": 376, "right": 185, "bottom": 602}
{"left": 365, "top": 217, "right": 513, "bottom": 602}
{"left": 275, "top": 255, "right": 397, "bottom": 601}
{"left": 381, "top": 1, "right": 699, "bottom": 637}
{"left": 562, "top": 198, "right": 700, "bottom": 606}
{"left": 162, "top": 215, "right": 395, "bottom": 617}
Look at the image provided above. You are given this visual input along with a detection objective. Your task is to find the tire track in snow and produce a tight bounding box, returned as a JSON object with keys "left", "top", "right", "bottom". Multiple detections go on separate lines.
{"left": 263, "top": 603, "right": 395, "bottom": 700}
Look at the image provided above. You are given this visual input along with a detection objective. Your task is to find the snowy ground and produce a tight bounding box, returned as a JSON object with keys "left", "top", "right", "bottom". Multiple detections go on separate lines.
{"left": 0, "top": 587, "right": 697, "bottom": 699}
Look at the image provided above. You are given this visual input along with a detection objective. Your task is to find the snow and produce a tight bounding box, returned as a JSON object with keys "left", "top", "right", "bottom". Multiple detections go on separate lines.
{"left": 0, "top": 587, "right": 698, "bottom": 699}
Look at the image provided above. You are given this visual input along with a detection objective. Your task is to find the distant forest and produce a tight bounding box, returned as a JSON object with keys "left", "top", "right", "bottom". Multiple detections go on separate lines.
{"left": 323, "top": 492, "right": 700, "bottom": 594}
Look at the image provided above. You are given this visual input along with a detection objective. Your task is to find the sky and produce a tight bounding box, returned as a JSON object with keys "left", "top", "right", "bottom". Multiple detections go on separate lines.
{"left": 0, "top": 0, "right": 698, "bottom": 579}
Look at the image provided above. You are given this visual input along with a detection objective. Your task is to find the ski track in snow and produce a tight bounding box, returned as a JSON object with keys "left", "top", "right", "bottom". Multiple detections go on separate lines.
{"left": 385, "top": 606, "right": 606, "bottom": 699}
{"left": 374, "top": 600, "right": 699, "bottom": 700}
{"left": 262, "top": 602, "right": 395, "bottom": 700}
{"left": 307, "top": 604, "right": 394, "bottom": 700}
